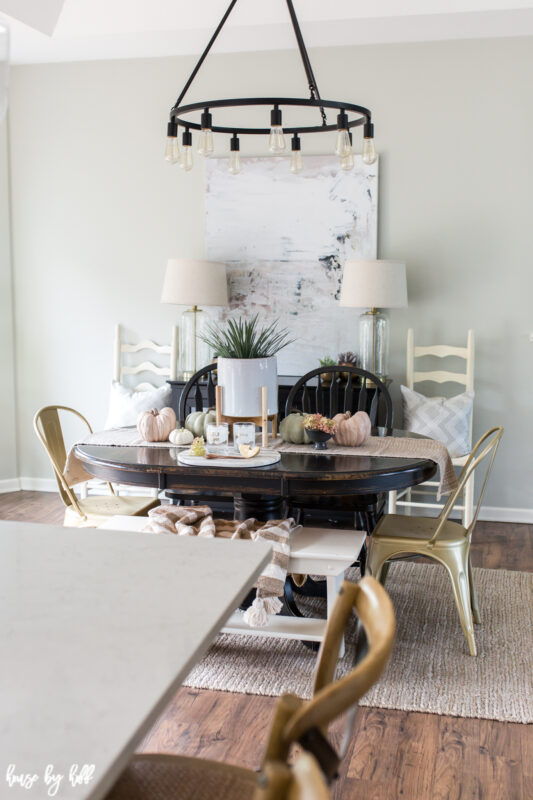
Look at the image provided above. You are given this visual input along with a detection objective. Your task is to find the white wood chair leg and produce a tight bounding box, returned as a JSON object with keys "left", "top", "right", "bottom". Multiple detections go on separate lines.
{"left": 388, "top": 490, "right": 397, "bottom": 513}
{"left": 79, "top": 482, "right": 88, "bottom": 500}
{"left": 327, "top": 573, "right": 345, "bottom": 658}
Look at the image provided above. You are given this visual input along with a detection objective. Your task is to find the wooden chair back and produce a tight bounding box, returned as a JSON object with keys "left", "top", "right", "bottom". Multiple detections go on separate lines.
{"left": 406, "top": 328, "right": 474, "bottom": 447}
{"left": 254, "top": 753, "right": 330, "bottom": 800}
{"left": 114, "top": 324, "right": 179, "bottom": 390}
{"left": 428, "top": 426, "right": 503, "bottom": 544}
{"left": 285, "top": 366, "right": 393, "bottom": 431}
{"left": 261, "top": 577, "right": 395, "bottom": 786}
{"left": 178, "top": 363, "right": 218, "bottom": 426}
{"left": 406, "top": 328, "right": 474, "bottom": 392}
{"left": 33, "top": 406, "right": 91, "bottom": 513}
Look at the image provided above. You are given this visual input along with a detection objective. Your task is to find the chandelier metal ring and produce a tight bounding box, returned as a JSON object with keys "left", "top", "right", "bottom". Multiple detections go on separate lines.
{"left": 164, "top": 0, "right": 377, "bottom": 174}
{"left": 171, "top": 98, "right": 371, "bottom": 136}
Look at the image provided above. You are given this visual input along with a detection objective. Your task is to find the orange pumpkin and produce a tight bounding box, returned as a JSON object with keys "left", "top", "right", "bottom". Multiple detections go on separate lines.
{"left": 137, "top": 407, "right": 176, "bottom": 442}
{"left": 332, "top": 410, "right": 371, "bottom": 447}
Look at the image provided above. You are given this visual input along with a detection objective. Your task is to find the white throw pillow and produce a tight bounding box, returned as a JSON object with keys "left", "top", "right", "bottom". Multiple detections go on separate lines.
{"left": 104, "top": 381, "right": 172, "bottom": 430}
{"left": 401, "top": 385, "right": 474, "bottom": 458}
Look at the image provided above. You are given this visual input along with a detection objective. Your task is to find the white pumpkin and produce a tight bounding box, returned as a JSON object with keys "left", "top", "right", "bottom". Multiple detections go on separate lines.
{"left": 185, "top": 409, "right": 217, "bottom": 437}
{"left": 137, "top": 407, "right": 176, "bottom": 442}
{"left": 169, "top": 427, "right": 194, "bottom": 446}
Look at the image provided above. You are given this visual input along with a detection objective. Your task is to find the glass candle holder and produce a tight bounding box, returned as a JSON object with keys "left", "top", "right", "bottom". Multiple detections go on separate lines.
{"left": 233, "top": 422, "right": 256, "bottom": 452}
{"left": 206, "top": 422, "right": 229, "bottom": 447}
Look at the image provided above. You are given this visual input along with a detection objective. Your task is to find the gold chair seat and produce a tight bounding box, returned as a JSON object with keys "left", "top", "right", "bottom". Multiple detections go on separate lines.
{"left": 373, "top": 514, "right": 467, "bottom": 545}
{"left": 105, "top": 754, "right": 258, "bottom": 800}
{"left": 368, "top": 426, "right": 503, "bottom": 658}
{"left": 64, "top": 495, "right": 158, "bottom": 528}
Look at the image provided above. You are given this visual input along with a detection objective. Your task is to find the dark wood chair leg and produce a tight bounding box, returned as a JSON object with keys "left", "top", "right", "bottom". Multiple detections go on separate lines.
{"left": 359, "top": 540, "right": 367, "bottom": 576}
{"left": 283, "top": 578, "right": 320, "bottom": 651}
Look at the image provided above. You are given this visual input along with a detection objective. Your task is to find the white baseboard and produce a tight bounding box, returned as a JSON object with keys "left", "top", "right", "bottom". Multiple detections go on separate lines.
{"left": 18, "top": 477, "right": 159, "bottom": 498}
{"left": 477, "top": 506, "right": 533, "bottom": 524}
{"left": 19, "top": 477, "right": 57, "bottom": 492}
{"left": 0, "top": 478, "right": 21, "bottom": 493}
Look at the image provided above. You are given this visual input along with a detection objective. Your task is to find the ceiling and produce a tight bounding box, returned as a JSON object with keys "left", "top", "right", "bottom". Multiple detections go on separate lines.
{"left": 1, "top": 0, "right": 533, "bottom": 64}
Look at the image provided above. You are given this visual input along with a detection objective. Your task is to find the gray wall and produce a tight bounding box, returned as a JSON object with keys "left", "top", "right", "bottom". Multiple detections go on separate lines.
{"left": 0, "top": 123, "right": 18, "bottom": 481}
{"left": 5, "top": 37, "right": 533, "bottom": 510}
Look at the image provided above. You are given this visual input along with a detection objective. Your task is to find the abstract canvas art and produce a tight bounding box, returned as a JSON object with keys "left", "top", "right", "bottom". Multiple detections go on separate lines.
{"left": 206, "top": 155, "right": 378, "bottom": 374}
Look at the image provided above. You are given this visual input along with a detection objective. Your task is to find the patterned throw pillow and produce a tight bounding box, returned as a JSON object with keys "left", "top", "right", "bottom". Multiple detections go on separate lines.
{"left": 401, "top": 385, "right": 474, "bottom": 458}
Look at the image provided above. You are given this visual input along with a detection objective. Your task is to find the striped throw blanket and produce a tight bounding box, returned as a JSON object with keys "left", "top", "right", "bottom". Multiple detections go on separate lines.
{"left": 144, "top": 505, "right": 297, "bottom": 627}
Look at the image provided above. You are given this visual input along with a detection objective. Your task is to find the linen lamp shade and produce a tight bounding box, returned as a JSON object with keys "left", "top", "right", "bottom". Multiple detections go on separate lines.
{"left": 161, "top": 259, "right": 228, "bottom": 379}
{"left": 161, "top": 259, "right": 228, "bottom": 307}
{"left": 339, "top": 260, "right": 407, "bottom": 309}
{"left": 339, "top": 259, "right": 407, "bottom": 380}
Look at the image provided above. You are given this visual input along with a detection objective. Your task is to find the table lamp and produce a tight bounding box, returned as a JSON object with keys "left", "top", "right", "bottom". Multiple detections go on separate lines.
{"left": 161, "top": 259, "right": 228, "bottom": 379}
{"left": 339, "top": 259, "right": 407, "bottom": 380}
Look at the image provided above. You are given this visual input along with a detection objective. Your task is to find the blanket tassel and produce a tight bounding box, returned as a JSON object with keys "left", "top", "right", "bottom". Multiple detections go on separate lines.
{"left": 243, "top": 596, "right": 283, "bottom": 627}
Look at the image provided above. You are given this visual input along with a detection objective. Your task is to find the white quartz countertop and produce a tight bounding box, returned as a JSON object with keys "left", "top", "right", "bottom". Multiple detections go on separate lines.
{"left": 0, "top": 521, "right": 272, "bottom": 799}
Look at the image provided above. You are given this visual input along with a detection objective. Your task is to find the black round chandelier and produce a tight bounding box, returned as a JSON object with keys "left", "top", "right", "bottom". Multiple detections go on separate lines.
{"left": 165, "top": 0, "right": 377, "bottom": 175}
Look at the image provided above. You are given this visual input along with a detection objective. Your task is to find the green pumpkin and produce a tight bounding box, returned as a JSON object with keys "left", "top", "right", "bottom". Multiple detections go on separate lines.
{"left": 279, "top": 412, "right": 311, "bottom": 444}
{"left": 185, "top": 410, "right": 217, "bottom": 437}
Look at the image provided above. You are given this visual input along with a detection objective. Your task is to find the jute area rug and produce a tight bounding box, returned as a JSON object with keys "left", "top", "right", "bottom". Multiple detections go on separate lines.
{"left": 184, "top": 563, "right": 532, "bottom": 724}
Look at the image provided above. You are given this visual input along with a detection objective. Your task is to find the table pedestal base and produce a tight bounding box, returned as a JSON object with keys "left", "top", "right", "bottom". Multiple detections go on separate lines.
{"left": 234, "top": 493, "right": 286, "bottom": 521}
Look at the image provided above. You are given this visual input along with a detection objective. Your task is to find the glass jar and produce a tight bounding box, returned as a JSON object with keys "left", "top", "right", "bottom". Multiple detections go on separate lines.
{"left": 233, "top": 422, "right": 256, "bottom": 452}
{"left": 206, "top": 422, "right": 229, "bottom": 447}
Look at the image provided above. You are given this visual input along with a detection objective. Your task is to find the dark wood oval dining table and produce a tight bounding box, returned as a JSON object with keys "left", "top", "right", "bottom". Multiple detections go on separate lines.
{"left": 75, "top": 430, "right": 437, "bottom": 521}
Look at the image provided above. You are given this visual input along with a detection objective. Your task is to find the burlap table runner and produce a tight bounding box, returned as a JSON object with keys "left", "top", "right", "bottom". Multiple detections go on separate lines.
{"left": 63, "top": 428, "right": 184, "bottom": 485}
{"left": 269, "top": 436, "right": 457, "bottom": 499}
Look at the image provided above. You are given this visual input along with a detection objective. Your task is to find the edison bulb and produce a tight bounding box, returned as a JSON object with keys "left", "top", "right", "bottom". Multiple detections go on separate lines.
{"left": 197, "top": 128, "right": 214, "bottom": 156}
{"left": 228, "top": 151, "right": 241, "bottom": 174}
{"left": 362, "top": 137, "right": 377, "bottom": 165}
{"left": 269, "top": 125, "right": 286, "bottom": 153}
{"left": 290, "top": 150, "right": 303, "bottom": 173}
{"left": 340, "top": 150, "right": 354, "bottom": 171}
{"left": 180, "top": 145, "right": 193, "bottom": 171}
{"left": 164, "top": 137, "right": 179, "bottom": 164}
{"left": 335, "top": 128, "right": 351, "bottom": 157}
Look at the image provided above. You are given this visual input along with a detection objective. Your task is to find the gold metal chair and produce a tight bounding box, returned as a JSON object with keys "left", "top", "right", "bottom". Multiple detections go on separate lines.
{"left": 369, "top": 426, "right": 503, "bottom": 656}
{"left": 34, "top": 405, "right": 159, "bottom": 527}
{"left": 105, "top": 577, "right": 395, "bottom": 800}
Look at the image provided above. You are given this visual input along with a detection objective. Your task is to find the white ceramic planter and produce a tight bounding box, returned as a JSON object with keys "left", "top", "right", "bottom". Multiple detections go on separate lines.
{"left": 217, "top": 356, "right": 278, "bottom": 418}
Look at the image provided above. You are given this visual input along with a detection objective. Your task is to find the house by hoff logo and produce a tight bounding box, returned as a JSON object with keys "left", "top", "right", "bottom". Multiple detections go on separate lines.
{"left": 5, "top": 764, "right": 95, "bottom": 796}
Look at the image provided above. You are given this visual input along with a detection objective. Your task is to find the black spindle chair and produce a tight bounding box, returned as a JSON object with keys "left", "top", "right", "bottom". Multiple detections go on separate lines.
{"left": 285, "top": 366, "right": 394, "bottom": 579}
{"left": 285, "top": 365, "right": 393, "bottom": 432}
{"left": 178, "top": 363, "right": 218, "bottom": 425}
{"left": 166, "top": 364, "right": 232, "bottom": 512}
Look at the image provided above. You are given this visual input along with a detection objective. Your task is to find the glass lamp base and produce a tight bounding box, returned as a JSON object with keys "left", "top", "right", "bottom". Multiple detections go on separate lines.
{"left": 179, "top": 307, "right": 211, "bottom": 379}
{"left": 359, "top": 309, "right": 389, "bottom": 380}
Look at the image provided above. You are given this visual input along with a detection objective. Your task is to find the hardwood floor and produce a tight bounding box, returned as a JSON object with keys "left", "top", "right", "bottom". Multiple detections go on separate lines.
{"left": 1, "top": 491, "right": 531, "bottom": 799}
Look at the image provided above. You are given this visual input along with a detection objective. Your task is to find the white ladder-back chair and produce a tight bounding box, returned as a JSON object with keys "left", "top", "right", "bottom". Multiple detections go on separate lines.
{"left": 389, "top": 329, "right": 475, "bottom": 526}
{"left": 83, "top": 324, "right": 179, "bottom": 501}
{"left": 114, "top": 323, "right": 179, "bottom": 389}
